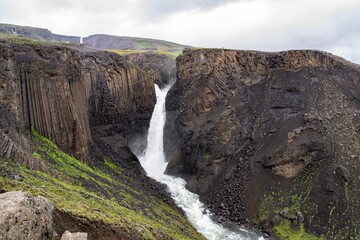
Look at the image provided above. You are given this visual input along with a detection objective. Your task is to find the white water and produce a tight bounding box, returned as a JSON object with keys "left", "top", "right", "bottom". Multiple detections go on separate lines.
{"left": 138, "top": 85, "right": 264, "bottom": 240}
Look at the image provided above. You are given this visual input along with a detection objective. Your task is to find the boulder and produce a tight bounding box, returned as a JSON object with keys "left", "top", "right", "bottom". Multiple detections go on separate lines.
{"left": 0, "top": 191, "right": 54, "bottom": 240}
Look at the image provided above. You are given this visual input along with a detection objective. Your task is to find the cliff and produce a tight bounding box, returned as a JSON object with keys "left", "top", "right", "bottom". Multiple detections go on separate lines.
{"left": 0, "top": 23, "right": 80, "bottom": 43}
{"left": 0, "top": 35, "right": 204, "bottom": 240}
{"left": 165, "top": 48, "right": 360, "bottom": 238}
{"left": 0, "top": 35, "right": 155, "bottom": 162}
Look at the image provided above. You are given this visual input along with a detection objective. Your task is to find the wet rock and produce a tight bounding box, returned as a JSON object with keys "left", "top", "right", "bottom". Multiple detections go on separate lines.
{"left": 0, "top": 191, "right": 54, "bottom": 240}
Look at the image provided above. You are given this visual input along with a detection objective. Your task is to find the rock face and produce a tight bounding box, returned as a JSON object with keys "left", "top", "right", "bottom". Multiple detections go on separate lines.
{"left": 0, "top": 23, "right": 80, "bottom": 43}
{"left": 0, "top": 36, "right": 155, "bottom": 163}
{"left": 125, "top": 52, "right": 176, "bottom": 87}
{"left": 165, "top": 48, "right": 360, "bottom": 238}
{"left": 83, "top": 34, "right": 186, "bottom": 51}
{"left": 0, "top": 191, "right": 54, "bottom": 240}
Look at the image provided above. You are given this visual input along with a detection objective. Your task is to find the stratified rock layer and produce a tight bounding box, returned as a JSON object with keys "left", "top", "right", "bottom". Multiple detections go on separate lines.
{"left": 165, "top": 48, "right": 360, "bottom": 238}
{"left": 0, "top": 191, "right": 54, "bottom": 240}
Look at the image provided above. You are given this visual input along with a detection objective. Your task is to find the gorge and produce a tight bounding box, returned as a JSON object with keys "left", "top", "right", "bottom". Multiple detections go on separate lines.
{"left": 0, "top": 26, "right": 359, "bottom": 240}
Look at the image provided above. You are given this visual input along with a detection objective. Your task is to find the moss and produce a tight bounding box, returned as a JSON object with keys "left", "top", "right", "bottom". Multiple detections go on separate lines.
{"left": 0, "top": 132, "right": 204, "bottom": 239}
{"left": 344, "top": 182, "right": 349, "bottom": 202}
{"left": 256, "top": 162, "right": 322, "bottom": 238}
{"left": 274, "top": 219, "right": 323, "bottom": 240}
{"left": 204, "top": 153, "right": 211, "bottom": 164}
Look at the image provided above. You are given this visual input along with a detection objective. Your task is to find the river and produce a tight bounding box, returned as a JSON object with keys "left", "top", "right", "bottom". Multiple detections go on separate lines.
{"left": 137, "top": 85, "right": 264, "bottom": 240}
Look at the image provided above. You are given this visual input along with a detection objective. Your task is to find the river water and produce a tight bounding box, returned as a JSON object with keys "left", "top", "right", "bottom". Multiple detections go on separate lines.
{"left": 137, "top": 85, "right": 264, "bottom": 240}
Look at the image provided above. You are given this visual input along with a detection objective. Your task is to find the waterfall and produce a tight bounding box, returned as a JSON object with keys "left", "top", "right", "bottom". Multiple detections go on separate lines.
{"left": 138, "top": 85, "right": 264, "bottom": 240}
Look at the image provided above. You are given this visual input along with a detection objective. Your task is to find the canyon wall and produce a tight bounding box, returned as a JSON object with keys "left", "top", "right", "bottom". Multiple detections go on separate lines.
{"left": 165, "top": 48, "right": 360, "bottom": 238}
{"left": 0, "top": 36, "right": 155, "bottom": 163}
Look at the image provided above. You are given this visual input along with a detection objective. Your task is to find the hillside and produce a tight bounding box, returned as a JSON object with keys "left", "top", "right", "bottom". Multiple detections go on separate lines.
{"left": 0, "top": 23, "right": 80, "bottom": 43}
{"left": 83, "top": 34, "right": 187, "bottom": 57}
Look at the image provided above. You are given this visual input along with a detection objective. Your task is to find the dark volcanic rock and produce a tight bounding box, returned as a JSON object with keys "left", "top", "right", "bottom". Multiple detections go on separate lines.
{"left": 164, "top": 48, "right": 360, "bottom": 238}
{"left": 0, "top": 36, "right": 155, "bottom": 163}
{"left": 125, "top": 52, "right": 176, "bottom": 88}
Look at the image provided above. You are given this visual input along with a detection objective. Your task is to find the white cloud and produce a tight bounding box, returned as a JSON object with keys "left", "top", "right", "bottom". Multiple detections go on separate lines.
{"left": 0, "top": 0, "right": 359, "bottom": 63}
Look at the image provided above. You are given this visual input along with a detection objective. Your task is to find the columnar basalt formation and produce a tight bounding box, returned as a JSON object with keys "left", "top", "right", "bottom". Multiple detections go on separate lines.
{"left": 0, "top": 37, "right": 155, "bottom": 162}
{"left": 165, "top": 48, "right": 360, "bottom": 238}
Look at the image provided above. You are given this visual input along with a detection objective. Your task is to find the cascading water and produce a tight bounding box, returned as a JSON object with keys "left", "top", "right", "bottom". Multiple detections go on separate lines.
{"left": 138, "top": 85, "right": 264, "bottom": 240}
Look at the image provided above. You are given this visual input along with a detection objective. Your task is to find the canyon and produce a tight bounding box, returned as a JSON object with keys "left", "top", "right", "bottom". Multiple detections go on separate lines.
{"left": 0, "top": 23, "right": 360, "bottom": 239}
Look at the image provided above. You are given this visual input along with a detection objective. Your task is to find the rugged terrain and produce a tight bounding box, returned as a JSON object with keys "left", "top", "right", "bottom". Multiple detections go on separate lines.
{"left": 0, "top": 35, "right": 204, "bottom": 240}
{"left": 0, "top": 23, "right": 80, "bottom": 43}
{"left": 164, "top": 48, "right": 360, "bottom": 239}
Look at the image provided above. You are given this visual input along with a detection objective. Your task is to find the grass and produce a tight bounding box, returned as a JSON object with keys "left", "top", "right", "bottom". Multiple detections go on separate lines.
{"left": 0, "top": 131, "right": 204, "bottom": 239}
{"left": 108, "top": 49, "right": 182, "bottom": 59}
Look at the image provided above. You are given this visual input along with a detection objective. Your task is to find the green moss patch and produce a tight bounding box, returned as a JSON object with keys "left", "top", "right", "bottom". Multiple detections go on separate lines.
{"left": 274, "top": 219, "right": 322, "bottom": 240}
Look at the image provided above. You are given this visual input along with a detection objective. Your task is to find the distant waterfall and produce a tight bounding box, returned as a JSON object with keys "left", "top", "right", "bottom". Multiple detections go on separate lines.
{"left": 11, "top": 28, "right": 18, "bottom": 35}
{"left": 137, "top": 85, "right": 264, "bottom": 240}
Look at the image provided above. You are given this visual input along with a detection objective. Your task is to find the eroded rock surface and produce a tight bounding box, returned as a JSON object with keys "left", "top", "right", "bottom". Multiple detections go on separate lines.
{"left": 165, "top": 48, "right": 360, "bottom": 238}
{"left": 0, "top": 191, "right": 54, "bottom": 240}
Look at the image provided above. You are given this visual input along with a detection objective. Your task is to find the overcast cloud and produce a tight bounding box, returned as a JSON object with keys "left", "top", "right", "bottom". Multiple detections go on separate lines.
{"left": 0, "top": 0, "right": 359, "bottom": 63}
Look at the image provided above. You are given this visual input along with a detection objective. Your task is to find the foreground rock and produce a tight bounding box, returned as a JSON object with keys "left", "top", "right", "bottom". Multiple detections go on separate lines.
{"left": 0, "top": 191, "right": 54, "bottom": 240}
{"left": 165, "top": 48, "right": 360, "bottom": 238}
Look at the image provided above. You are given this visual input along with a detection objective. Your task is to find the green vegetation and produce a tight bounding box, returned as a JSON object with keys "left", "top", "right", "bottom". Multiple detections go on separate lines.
{"left": 256, "top": 162, "right": 322, "bottom": 238}
{"left": 0, "top": 34, "right": 47, "bottom": 46}
{"left": 0, "top": 131, "right": 204, "bottom": 239}
{"left": 108, "top": 49, "right": 182, "bottom": 59}
{"left": 274, "top": 219, "right": 323, "bottom": 240}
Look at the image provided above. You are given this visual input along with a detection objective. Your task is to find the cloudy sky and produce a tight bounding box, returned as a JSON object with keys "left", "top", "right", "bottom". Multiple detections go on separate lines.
{"left": 0, "top": 0, "right": 360, "bottom": 63}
